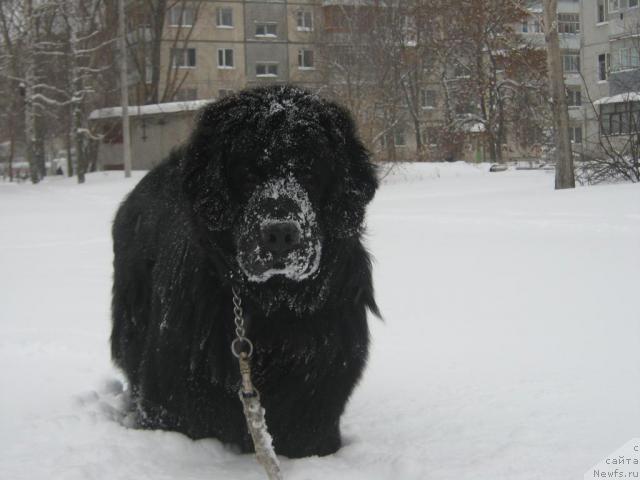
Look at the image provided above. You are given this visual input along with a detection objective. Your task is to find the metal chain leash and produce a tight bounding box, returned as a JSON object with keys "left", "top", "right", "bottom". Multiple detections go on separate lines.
{"left": 231, "top": 288, "right": 253, "bottom": 359}
{"left": 231, "top": 287, "right": 283, "bottom": 480}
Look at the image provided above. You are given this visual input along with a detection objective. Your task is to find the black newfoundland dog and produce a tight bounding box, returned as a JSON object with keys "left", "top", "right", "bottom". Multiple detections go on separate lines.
{"left": 111, "top": 85, "right": 379, "bottom": 459}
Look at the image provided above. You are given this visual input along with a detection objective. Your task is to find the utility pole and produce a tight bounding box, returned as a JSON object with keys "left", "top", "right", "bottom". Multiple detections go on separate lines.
{"left": 119, "top": 0, "right": 132, "bottom": 177}
{"left": 543, "top": 0, "right": 575, "bottom": 189}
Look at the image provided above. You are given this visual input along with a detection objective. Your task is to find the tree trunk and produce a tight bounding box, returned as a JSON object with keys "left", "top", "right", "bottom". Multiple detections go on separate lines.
{"left": 73, "top": 102, "right": 87, "bottom": 184}
{"left": 35, "top": 114, "right": 46, "bottom": 178}
{"left": 414, "top": 117, "right": 424, "bottom": 161}
{"left": 87, "top": 140, "right": 99, "bottom": 172}
{"left": 66, "top": 119, "right": 74, "bottom": 177}
{"left": 543, "top": 0, "right": 575, "bottom": 189}
{"left": 8, "top": 133, "right": 14, "bottom": 182}
{"left": 23, "top": 0, "right": 39, "bottom": 184}
{"left": 76, "top": 132, "right": 87, "bottom": 184}
{"left": 487, "top": 133, "right": 498, "bottom": 163}
{"left": 71, "top": 70, "right": 87, "bottom": 184}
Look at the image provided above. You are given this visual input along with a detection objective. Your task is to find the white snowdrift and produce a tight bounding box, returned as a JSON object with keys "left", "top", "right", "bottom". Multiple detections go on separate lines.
{"left": 0, "top": 165, "right": 638, "bottom": 480}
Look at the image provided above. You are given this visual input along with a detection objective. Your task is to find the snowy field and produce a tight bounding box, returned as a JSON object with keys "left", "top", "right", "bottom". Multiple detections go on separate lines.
{"left": 1, "top": 163, "right": 639, "bottom": 480}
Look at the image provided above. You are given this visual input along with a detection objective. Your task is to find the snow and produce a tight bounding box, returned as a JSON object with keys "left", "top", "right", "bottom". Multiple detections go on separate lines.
{"left": 1, "top": 164, "right": 639, "bottom": 479}
{"left": 88, "top": 100, "right": 213, "bottom": 120}
{"left": 465, "top": 121, "right": 485, "bottom": 133}
{"left": 592, "top": 91, "right": 640, "bottom": 105}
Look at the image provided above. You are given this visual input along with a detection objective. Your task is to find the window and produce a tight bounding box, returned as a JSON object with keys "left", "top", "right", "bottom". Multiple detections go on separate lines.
{"left": 169, "top": 5, "right": 194, "bottom": 27}
{"left": 216, "top": 7, "right": 233, "bottom": 28}
{"left": 557, "top": 13, "right": 580, "bottom": 34}
{"left": 296, "top": 10, "right": 313, "bottom": 31}
{"left": 523, "top": 19, "right": 542, "bottom": 33}
{"left": 255, "top": 23, "right": 277, "bottom": 37}
{"left": 401, "top": 14, "right": 417, "bottom": 46}
{"left": 600, "top": 101, "right": 640, "bottom": 135}
{"left": 455, "top": 99, "right": 474, "bottom": 115}
{"left": 421, "top": 89, "right": 436, "bottom": 108}
{"left": 562, "top": 52, "right": 580, "bottom": 73}
{"left": 610, "top": 0, "right": 639, "bottom": 11}
{"left": 597, "top": 0, "right": 608, "bottom": 22}
{"left": 100, "top": 122, "right": 123, "bottom": 145}
{"left": 425, "top": 127, "right": 439, "bottom": 146}
{"left": 298, "top": 49, "right": 314, "bottom": 69}
{"left": 566, "top": 87, "right": 582, "bottom": 107}
{"left": 380, "top": 129, "right": 407, "bottom": 148}
{"left": 453, "top": 62, "right": 469, "bottom": 78}
{"left": 171, "top": 48, "right": 196, "bottom": 68}
{"left": 335, "top": 47, "right": 357, "bottom": 67}
{"left": 217, "top": 48, "right": 234, "bottom": 68}
{"left": 617, "top": 47, "right": 640, "bottom": 71}
{"left": 218, "top": 89, "right": 233, "bottom": 98}
{"left": 568, "top": 126, "right": 582, "bottom": 144}
{"left": 394, "top": 128, "right": 406, "bottom": 147}
{"left": 256, "top": 63, "right": 278, "bottom": 77}
{"left": 598, "top": 53, "right": 609, "bottom": 81}
{"left": 175, "top": 87, "right": 197, "bottom": 101}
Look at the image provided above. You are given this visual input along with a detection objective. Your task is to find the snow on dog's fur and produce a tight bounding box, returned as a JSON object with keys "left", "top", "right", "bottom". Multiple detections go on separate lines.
{"left": 111, "top": 85, "right": 379, "bottom": 458}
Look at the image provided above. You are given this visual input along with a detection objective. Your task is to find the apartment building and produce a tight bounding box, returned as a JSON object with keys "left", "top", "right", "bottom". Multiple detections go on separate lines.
{"left": 139, "top": 0, "right": 323, "bottom": 102}
{"left": 125, "top": 1, "right": 639, "bottom": 163}
{"left": 519, "top": 1, "right": 584, "bottom": 148}
{"left": 580, "top": 0, "right": 640, "bottom": 155}
{"left": 517, "top": 0, "right": 639, "bottom": 161}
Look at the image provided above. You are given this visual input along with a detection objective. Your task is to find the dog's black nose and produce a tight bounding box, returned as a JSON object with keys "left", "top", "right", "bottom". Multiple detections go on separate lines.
{"left": 261, "top": 221, "right": 301, "bottom": 255}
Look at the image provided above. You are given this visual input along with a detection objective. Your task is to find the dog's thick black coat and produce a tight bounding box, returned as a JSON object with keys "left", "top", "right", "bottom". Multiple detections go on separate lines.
{"left": 111, "top": 85, "right": 378, "bottom": 458}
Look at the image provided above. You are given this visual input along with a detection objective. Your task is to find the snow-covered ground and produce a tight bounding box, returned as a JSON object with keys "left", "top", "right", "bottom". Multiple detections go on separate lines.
{"left": 1, "top": 163, "right": 638, "bottom": 480}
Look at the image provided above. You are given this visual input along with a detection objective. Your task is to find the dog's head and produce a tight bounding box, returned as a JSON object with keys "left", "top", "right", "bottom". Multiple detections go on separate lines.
{"left": 182, "top": 85, "right": 377, "bottom": 313}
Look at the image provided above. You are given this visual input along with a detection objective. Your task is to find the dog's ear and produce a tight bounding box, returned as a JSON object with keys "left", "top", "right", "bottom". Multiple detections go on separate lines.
{"left": 182, "top": 100, "right": 237, "bottom": 232}
{"left": 321, "top": 102, "right": 379, "bottom": 238}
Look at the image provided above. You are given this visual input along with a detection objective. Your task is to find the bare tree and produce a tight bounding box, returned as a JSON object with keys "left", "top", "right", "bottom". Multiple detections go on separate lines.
{"left": 322, "top": 2, "right": 416, "bottom": 161}
{"left": 57, "top": 0, "right": 114, "bottom": 183}
{"left": 322, "top": 0, "right": 551, "bottom": 164}
{"left": 579, "top": 90, "right": 640, "bottom": 184}
{"left": 436, "top": 0, "right": 543, "bottom": 163}
{"left": 22, "top": 0, "right": 40, "bottom": 182}
{"left": 321, "top": 4, "right": 381, "bottom": 145}
{"left": 126, "top": 0, "right": 203, "bottom": 105}
{"left": 0, "top": 0, "right": 23, "bottom": 181}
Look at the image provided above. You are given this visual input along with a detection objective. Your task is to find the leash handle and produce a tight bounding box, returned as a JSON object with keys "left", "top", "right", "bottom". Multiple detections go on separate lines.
{"left": 231, "top": 288, "right": 283, "bottom": 480}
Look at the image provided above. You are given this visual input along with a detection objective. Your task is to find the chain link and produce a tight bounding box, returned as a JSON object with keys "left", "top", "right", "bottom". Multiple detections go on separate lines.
{"left": 231, "top": 287, "right": 254, "bottom": 358}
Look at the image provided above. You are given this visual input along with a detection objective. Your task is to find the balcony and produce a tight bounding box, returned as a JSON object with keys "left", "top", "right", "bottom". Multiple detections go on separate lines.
{"left": 558, "top": 35, "right": 580, "bottom": 50}
{"left": 608, "top": 12, "right": 640, "bottom": 40}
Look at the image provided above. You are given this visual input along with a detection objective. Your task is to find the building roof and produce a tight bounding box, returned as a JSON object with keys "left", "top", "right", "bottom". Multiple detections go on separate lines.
{"left": 89, "top": 99, "right": 213, "bottom": 120}
{"left": 593, "top": 92, "right": 640, "bottom": 106}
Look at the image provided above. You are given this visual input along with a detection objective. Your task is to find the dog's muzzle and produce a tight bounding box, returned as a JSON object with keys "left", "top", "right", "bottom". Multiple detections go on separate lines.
{"left": 236, "top": 176, "right": 321, "bottom": 283}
